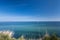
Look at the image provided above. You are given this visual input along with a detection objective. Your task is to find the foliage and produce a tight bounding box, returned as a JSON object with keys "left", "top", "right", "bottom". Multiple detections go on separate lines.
{"left": 0, "top": 33, "right": 14, "bottom": 40}
{"left": 43, "top": 37, "right": 50, "bottom": 40}
{"left": 0, "top": 32, "right": 59, "bottom": 40}
{"left": 50, "top": 33, "right": 58, "bottom": 40}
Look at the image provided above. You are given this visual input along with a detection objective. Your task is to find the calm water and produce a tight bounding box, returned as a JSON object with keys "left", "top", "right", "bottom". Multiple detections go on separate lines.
{"left": 0, "top": 22, "right": 60, "bottom": 38}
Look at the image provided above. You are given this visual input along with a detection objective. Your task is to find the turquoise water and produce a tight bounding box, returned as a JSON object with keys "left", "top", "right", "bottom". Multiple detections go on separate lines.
{"left": 0, "top": 22, "right": 60, "bottom": 38}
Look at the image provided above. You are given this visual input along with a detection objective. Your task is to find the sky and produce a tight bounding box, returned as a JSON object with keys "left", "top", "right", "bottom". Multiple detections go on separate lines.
{"left": 0, "top": 0, "right": 60, "bottom": 21}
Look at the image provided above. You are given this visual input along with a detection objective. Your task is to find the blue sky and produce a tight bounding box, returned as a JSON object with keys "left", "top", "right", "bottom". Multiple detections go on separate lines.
{"left": 0, "top": 0, "right": 60, "bottom": 21}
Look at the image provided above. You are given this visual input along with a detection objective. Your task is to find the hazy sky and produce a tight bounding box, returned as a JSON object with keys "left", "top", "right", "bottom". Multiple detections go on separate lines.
{"left": 0, "top": 0, "right": 60, "bottom": 21}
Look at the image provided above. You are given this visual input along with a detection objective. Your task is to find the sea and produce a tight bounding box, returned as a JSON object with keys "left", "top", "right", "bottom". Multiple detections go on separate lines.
{"left": 0, "top": 21, "right": 60, "bottom": 38}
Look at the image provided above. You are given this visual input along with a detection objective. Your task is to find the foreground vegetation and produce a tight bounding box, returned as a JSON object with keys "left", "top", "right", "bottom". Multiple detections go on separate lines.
{"left": 0, "top": 31, "right": 60, "bottom": 40}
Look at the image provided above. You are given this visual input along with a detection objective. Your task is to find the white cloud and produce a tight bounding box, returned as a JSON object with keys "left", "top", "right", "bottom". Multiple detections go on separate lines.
{"left": 0, "top": 16, "right": 60, "bottom": 22}
{"left": 0, "top": 16, "right": 40, "bottom": 22}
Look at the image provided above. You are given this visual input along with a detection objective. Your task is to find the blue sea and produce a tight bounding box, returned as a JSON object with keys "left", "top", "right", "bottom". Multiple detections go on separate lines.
{"left": 0, "top": 22, "right": 60, "bottom": 38}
